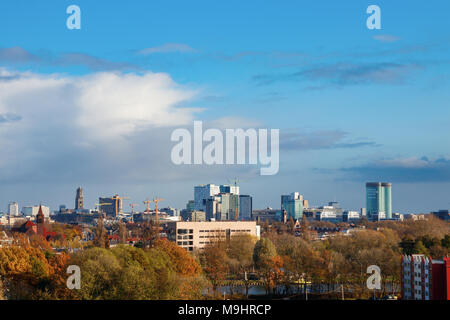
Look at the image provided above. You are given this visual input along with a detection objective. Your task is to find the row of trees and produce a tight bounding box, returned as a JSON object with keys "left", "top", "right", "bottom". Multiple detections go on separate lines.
{"left": 0, "top": 236, "right": 206, "bottom": 299}
{"left": 198, "top": 216, "right": 449, "bottom": 299}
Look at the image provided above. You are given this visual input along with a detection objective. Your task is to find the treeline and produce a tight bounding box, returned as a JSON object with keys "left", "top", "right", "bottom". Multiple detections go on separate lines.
{"left": 199, "top": 215, "right": 449, "bottom": 299}
{"left": 0, "top": 238, "right": 206, "bottom": 300}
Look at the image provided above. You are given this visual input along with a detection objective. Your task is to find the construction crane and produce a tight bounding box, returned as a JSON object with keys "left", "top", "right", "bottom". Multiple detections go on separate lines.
{"left": 149, "top": 197, "right": 164, "bottom": 220}
{"left": 143, "top": 198, "right": 151, "bottom": 214}
{"left": 150, "top": 197, "right": 164, "bottom": 239}
{"left": 111, "top": 195, "right": 129, "bottom": 216}
{"left": 228, "top": 178, "right": 246, "bottom": 220}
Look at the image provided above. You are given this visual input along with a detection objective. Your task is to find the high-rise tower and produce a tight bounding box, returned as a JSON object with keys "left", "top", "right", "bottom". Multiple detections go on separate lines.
{"left": 75, "top": 187, "right": 84, "bottom": 210}
{"left": 366, "top": 182, "right": 392, "bottom": 220}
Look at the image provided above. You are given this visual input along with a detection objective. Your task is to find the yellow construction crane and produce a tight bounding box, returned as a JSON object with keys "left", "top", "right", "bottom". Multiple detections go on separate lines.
{"left": 111, "top": 195, "right": 129, "bottom": 216}
{"left": 150, "top": 197, "right": 164, "bottom": 219}
{"left": 143, "top": 198, "right": 151, "bottom": 214}
{"left": 150, "top": 197, "right": 164, "bottom": 239}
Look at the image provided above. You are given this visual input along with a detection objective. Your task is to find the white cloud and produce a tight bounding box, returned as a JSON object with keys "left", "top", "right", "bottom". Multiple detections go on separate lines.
{"left": 0, "top": 69, "right": 260, "bottom": 188}
{"left": 0, "top": 69, "right": 201, "bottom": 180}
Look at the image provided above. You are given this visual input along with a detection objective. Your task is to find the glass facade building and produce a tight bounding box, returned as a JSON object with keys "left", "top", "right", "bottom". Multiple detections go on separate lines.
{"left": 366, "top": 182, "right": 392, "bottom": 220}
{"left": 281, "top": 192, "right": 303, "bottom": 220}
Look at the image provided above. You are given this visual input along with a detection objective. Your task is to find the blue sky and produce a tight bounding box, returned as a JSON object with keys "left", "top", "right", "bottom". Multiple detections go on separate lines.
{"left": 0, "top": 1, "right": 449, "bottom": 213}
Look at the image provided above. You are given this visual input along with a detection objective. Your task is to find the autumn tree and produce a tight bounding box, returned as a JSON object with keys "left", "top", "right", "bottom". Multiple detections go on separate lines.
{"left": 226, "top": 234, "right": 256, "bottom": 298}
{"left": 200, "top": 241, "right": 229, "bottom": 297}
{"left": 93, "top": 217, "right": 109, "bottom": 248}
{"left": 300, "top": 215, "right": 310, "bottom": 241}
{"left": 253, "top": 238, "right": 282, "bottom": 294}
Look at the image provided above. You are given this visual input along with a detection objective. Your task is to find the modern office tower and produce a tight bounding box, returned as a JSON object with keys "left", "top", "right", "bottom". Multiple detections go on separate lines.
{"left": 194, "top": 184, "right": 220, "bottom": 211}
{"left": 99, "top": 196, "right": 121, "bottom": 217}
{"left": 281, "top": 192, "right": 304, "bottom": 221}
{"left": 8, "top": 202, "right": 19, "bottom": 216}
{"left": 218, "top": 193, "right": 240, "bottom": 221}
{"left": 239, "top": 195, "right": 252, "bottom": 220}
{"left": 281, "top": 195, "right": 290, "bottom": 211}
{"left": 219, "top": 184, "right": 239, "bottom": 195}
{"left": 205, "top": 196, "right": 221, "bottom": 220}
{"left": 366, "top": 182, "right": 392, "bottom": 220}
{"left": 75, "top": 187, "right": 84, "bottom": 210}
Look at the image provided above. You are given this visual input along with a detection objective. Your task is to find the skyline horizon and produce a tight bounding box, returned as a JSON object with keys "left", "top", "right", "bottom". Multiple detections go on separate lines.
{"left": 2, "top": 179, "right": 448, "bottom": 215}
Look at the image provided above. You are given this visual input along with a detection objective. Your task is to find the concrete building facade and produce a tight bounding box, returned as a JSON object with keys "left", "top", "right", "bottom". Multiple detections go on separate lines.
{"left": 167, "top": 221, "right": 260, "bottom": 251}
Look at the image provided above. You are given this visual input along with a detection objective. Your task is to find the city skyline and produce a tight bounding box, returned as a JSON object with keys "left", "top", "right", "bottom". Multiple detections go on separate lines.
{"left": 0, "top": 1, "right": 449, "bottom": 213}
{"left": 0, "top": 180, "right": 446, "bottom": 216}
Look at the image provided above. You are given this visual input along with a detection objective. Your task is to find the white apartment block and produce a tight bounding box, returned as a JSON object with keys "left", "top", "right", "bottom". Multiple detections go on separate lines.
{"left": 167, "top": 221, "right": 260, "bottom": 252}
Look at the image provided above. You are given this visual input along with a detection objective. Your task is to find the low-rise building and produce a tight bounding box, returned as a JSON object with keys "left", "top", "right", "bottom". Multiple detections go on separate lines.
{"left": 252, "top": 208, "right": 282, "bottom": 223}
{"left": 167, "top": 221, "right": 260, "bottom": 251}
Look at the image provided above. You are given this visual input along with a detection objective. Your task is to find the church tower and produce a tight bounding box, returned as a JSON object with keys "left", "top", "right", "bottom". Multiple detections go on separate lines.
{"left": 75, "top": 187, "right": 84, "bottom": 210}
{"left": 36, "top": 205, "right": 45, "bottom": 236}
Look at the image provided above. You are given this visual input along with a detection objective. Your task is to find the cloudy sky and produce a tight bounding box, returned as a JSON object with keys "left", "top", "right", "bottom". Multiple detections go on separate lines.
{"left": 0, "top": 0, "right": 449, "bottom": 213}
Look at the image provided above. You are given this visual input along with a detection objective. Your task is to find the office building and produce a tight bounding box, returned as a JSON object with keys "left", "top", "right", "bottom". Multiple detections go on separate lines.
{"left": 99, "top": 196, "right": 121, "bottom": 217}
{"left": 303, "top": 201, "right": 345, "bottom": 222}
{"left": 181, "top": 210, "right": 206, "bottom": 222}
{"left": 220, "top": 184, "right": 239, "bottom": 195}
{"left": 252, "top": 208, "right": 282, "bottom": 223}
{"left": 75, "top": 187, "right": 84, "bottom": 210}
{"left": 159, "top": 207, "right": 179, "bottom": 217}
{"left": 281, "top": 192, "right": 304, "bottom": 221}
{"left": 218, "top": 193, "right": 240, "bottom": 221}
{"left": 194, "top": 184, "right": 220, "bottom": 211}
{"left": 205, "top": 196, "right": 221, "bottom": 220}
{"left": 343, "top": 211, "right": 361, "bottom": 222}
{"left": 22, "top": 205, "right": 50, "bottom": 218}
{"left": 239, "top": 195, "right": 252, "bottom": 220}
{"left": 401, "top": 255, "right": 450, "bottom": 300}
{"left": 8, "top": 202, "right": 19, "bottom": 216}
{"left": 167, "top": 220, "right": 260, "bottom": 251}
{"left": 366, "top": 182, "right": 392, "bottom": 220}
